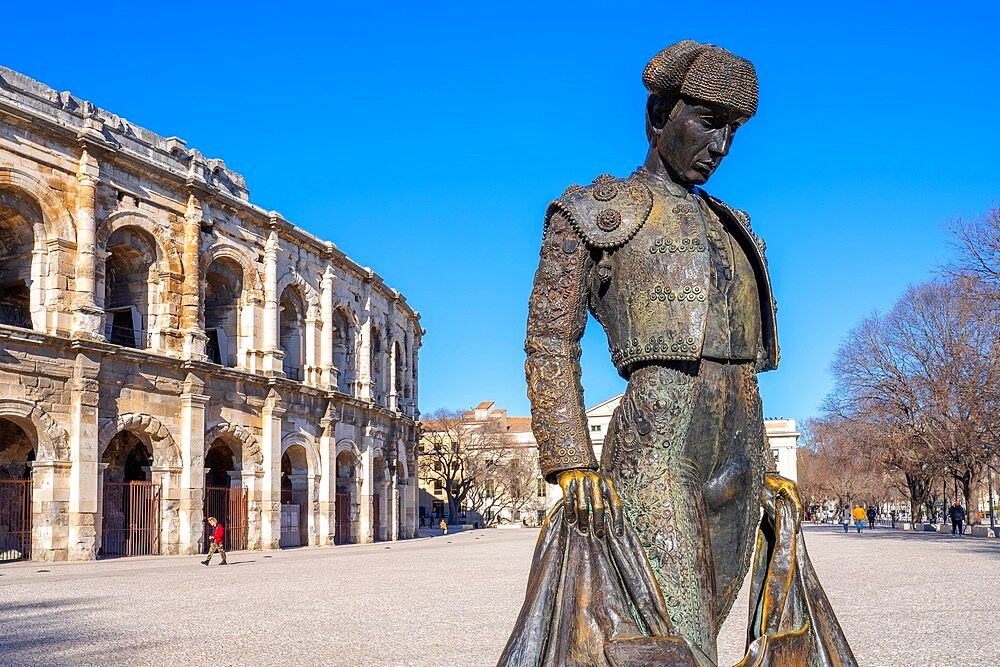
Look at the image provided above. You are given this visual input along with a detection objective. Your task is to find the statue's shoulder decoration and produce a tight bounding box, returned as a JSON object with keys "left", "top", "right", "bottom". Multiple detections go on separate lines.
{"left": 701, "top": 192, "right": 768, "bottom": 261}
{"left": 546, "top": 173, "right": 653, "bottom": 250}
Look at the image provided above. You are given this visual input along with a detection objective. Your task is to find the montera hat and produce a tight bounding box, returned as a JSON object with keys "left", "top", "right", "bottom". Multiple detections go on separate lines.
{"left": 642, "top": 40, "right": 758, "bottom": 118}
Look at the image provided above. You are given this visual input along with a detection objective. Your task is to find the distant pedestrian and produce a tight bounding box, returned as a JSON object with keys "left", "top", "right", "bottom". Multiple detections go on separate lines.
{"left": 202, "top": 516, "right": 227, "bottom": 565}
{"left": 841, "top": 508, "right": 851, "bottom": 533}
{"left": 439, "top": 519, "right": 448, "bottom": 535}
{"left": 890, "top": 510, "right": 898, "bottom": 529}
{"left": 949, "top": 500, "right": 966, "bottom": 537}
{"left": 867, "top": 506, "right": 878, "bottom": 530}
{"left": 852, "top": 505, "right": 867, "bottom": 533}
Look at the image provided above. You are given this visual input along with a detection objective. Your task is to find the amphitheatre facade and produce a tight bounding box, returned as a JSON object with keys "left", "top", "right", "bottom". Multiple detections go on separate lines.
{"left": 0, "top": 66, "right": 422, "bottom": 561}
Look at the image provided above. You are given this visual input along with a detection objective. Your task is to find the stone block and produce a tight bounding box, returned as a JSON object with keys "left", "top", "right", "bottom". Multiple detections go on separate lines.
{"left": 921, "top": 523, "right": 939, "bottom": 532}
{"left": 970, "top": 525, "right": 996, "bottom": 538}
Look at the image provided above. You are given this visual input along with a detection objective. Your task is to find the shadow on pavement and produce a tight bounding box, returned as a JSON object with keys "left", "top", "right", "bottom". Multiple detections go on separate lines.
{"left": 0, "top": 597, "right": 168, "bottom": 666}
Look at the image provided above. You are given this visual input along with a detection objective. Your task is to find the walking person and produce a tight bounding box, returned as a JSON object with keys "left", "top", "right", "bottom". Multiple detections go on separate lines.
{"left": 202, "top": 516, "right": 227, "bottom": 565}
{"left": 867, "top": 505, "right": 877, "bottom": 530}
{"left": 949, "top": 500, "right": 966, "bottom": 537}
{"left": 852, "top": 505, "right": 867, "bottom": 533}
{"left": 841, "top": 507, "right": 851, "bottom": 533}
{"left": 439, "top": 519, "right": 448, "bottom": 535}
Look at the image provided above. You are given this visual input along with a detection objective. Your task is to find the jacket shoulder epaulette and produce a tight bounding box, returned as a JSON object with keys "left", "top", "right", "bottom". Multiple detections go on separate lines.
{"left": 545, "top": 173, "right": 652, "bottom": 250}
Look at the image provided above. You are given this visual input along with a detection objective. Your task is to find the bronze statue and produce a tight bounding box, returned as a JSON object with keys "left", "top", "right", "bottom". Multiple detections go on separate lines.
{"left": 500, "top": 41, "right": 856, "bottom": 667}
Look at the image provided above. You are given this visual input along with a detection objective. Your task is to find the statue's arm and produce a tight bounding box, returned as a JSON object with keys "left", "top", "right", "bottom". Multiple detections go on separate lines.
{"left": 524, "top": 210, "right": 598, "bottom": 482}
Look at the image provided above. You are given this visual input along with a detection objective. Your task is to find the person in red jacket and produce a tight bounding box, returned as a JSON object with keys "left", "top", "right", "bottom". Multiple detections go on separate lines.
{"left": 202, "top": 516, "right": 227, "bottom": 565}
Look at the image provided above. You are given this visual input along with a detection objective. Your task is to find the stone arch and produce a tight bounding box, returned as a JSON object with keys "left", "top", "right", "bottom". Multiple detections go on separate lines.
{"left": 331, "top": 306, "right": 359, "bottom": 395}
{"left": 0, "top": 166, "right": 76, "bottom": 243}
{"left": 201, "top": 242, "right": 264, "bottom": 300}
{"left": 281, "top": 431, "right": 320, "bottom": 476}
{"left": 276, "top": 268, "right": 319, "bottom": 315}
{"left": 0, "top": 398, "right": 69, "bottom": 461}
{"left": 98, "top": 210, "right": 183, "bottom": 276}
{"left": 97, "top": 413, "right": 181, "bottom": 468}
{"left": 204, "top": 422, "right": 263, "bottom": 472}
{"left": 335, "top": 438, "right": 362, "bottom": 460}
{"left": 395, "top": 439, "right": 410, "bottom": 479}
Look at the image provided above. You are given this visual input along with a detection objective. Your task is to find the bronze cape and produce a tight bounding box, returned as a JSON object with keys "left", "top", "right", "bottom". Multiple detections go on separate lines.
{"left": 498, "top": 483, "right": 857, "bottom": 667}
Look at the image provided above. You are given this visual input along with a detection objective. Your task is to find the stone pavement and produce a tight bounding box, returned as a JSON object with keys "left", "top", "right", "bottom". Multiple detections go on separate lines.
{"left": 1, "top": 525, "right": 998, "bottom": 666}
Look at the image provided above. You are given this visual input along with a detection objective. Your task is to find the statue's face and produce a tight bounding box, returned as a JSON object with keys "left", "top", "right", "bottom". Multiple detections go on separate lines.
{"left": 656, "top": 98, "right": 747, "bottom": 186}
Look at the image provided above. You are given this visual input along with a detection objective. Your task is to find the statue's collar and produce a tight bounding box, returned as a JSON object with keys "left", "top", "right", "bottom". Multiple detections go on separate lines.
{"left": 634, "top": 166, "right": 698, "bottom": 199}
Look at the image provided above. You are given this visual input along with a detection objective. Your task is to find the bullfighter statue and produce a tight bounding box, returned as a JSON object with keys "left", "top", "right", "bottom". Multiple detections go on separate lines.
{"left": 500, "top": 40, "right": 856, "bottom": 667}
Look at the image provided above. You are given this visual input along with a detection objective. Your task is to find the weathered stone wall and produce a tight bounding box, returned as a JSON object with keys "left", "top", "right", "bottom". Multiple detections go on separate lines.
{"left": 0, "top": 65, "right": 423, "bottom": 561}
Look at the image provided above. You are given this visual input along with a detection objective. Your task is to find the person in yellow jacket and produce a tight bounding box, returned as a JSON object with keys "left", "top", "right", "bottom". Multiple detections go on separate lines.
{"left": 852, "top": 505, "right": 867, "bottom": 533}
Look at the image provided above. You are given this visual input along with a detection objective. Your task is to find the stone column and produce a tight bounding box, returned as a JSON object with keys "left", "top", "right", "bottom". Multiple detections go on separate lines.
{"left": 182, "top": 195, "right": 208, "bottom": 360}
{"left": 388, "top": 340, "right": 398, "bottom": 412}
{"left": 95, "top": 462, "right": 108, "bottom": 555}
{"left": 357, "top": 284, "right": 373, "bottom": 401}
{"left": 261, "top": 231, "right": 281, "bottom": 374}
{"left": 178, "top": 374, "right": 208, "bottom": 555}
{"left": 150, "top": 465, "right": 181, "bottom": 555}
{"left": 317, "top": 411, "right": 337, "bottom": 546}
{"left": 358, "top": 441, "right": 374, "bottom": 543}
{"left": 320, "top": 266, "right": 335, "bottom": 389}
{"left": 260, "top": 389, "right": 285, "bottom": 549}
{"left": 304, "top": 313, "right": 318, "bottom": 385}
{"left": 72, "top": 150, "right": 103, "bottom": 339}
{"left": 390, "top": 471, "right": 399, "bottom": 542}
{"left": 67, "top": 349, "right": 101, "bottom": 560}
{"left": 243, "top": 468, "right": 263, "bottom": 550}
{"left": 241, "top": 294, "right": 261, "bottom": 372}
{"left": 28, "top": 460, "right": 71, "bottom": 562}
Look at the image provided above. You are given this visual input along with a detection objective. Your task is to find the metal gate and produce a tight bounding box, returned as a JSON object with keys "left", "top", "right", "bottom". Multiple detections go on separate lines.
{"left": 335, "top": 491, "right": 351, "bottom": 544}
{"left": 0, "top": 479, "right": 31, "bottom": 561}
{"left": 101, "top": 480, "right": 160, "bottom": 557}
{"left": 203, "top": 487, "right": 248, "bottom": 551}
{"left": 372, "top": 493, "right": 381, "bottom": 542}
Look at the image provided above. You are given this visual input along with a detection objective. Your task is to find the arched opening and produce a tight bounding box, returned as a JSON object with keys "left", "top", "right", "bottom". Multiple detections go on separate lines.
{"left": 280, "top": 444, "right": 310, "bottom": 547}
{"left": 393, "top": 340, "right": 404, "bottom": 408}
{"left": 335, "top": 450, "right": 359, "bottom": 544}
{"left": 204, "top": 258, "right": 243, "bottom": 368}
{"left": 104, "top": 227, "right": 158, "bottom": 349}
{"left": 100, "top": 430, "right": 159, "bottom": 557}
{"left": 0, "top": 417, "right": 34, "bottom": 561}
{"left": 279, "top": 286, "right": 305, "bottom": 380}
{"left": 370, "top": 326, "right": 384, "bottom": 405}
{"left": 331, "top": 309, "right": 355, "bottom": 395}
{"left": 0, "top": 189, "right": 42, "bottom": 330}
{"left": 203, "top": 439, "right": 248, "bottom": 551}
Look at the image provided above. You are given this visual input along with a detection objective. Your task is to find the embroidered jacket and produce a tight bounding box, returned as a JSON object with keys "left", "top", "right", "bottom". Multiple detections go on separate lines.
{"left": 525, "top": 168, "right": 778, "bottom": 479}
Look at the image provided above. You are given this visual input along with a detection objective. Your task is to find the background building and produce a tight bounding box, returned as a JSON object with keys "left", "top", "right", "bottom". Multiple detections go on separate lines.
{"left": 0, "top": 66, "right": 421, "bottom": 562}
{"left": 417, "top": 396, "right": 798, "bottom": 528}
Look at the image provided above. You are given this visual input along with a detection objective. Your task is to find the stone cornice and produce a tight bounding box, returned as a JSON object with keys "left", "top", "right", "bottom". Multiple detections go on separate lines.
{"left": 0, "top": 65, "right": 419, "bottom": 324}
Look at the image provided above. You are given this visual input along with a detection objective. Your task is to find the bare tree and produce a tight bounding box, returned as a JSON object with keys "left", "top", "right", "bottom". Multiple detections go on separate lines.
{"left": 947, "top": 207, "right": 1000, "bottom": 292}
{"left": 826, "top": 278, "right": 1000, "bottom": 521}
{"left": 418, "top": 407, "right": 521, "bottom": 525}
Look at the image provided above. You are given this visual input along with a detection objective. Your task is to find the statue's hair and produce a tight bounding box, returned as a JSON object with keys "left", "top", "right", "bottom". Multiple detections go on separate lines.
{"left": 643, "top": 40, "right": 758, "bottom": 119}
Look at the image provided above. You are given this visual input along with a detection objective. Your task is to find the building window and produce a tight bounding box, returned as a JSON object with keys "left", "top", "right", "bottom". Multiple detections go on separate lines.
{"left": 537, "top": 478, "right": 547, "bottom": 498}
{"left": 590, "top": 425, "right": 601, "bottom": 432}
{"left": 485, "top": 481, "right": 494, "bottom": 498}
{"left": 433, "top": 479, "right": 443, "bottom": 491}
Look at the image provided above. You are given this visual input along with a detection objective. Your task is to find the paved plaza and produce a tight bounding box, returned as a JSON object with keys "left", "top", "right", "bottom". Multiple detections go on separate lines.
{"left": 2, "top": 524, "right": 998, "bottom": 666}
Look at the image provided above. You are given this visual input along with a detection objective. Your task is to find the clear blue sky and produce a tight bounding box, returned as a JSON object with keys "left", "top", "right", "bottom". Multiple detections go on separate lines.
{"left": 4, "top": 2, "right": 998, "bottom": 421}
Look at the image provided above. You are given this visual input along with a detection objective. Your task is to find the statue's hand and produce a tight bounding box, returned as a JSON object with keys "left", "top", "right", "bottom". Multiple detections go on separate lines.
{"left": 558, "top": 469, "right": 624, "bottom": 538}
{"left": 761, "top": 472, "right": 803, "bottom": 526}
